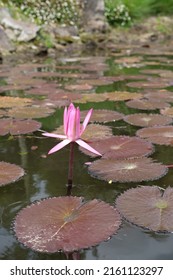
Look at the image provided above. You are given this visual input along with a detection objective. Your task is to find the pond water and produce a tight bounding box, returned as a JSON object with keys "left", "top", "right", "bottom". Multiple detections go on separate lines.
{"left": 1, "top": 46, "right": 173, "bottom": 260}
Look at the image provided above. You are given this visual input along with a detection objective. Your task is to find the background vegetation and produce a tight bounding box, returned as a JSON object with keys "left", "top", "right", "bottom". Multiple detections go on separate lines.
{"left": 0, "top": 0, "right": 173, "bottom": 27}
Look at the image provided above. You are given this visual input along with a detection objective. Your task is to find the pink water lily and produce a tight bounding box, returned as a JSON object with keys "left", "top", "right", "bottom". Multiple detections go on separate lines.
{"left": 42, "top": 103, "right": 102, "bottom": 156}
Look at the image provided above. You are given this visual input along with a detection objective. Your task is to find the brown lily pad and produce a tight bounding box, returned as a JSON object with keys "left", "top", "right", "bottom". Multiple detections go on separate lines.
{"left": 88, "top": 157, "right": 168, "bottom": 183}
{"left": 161, "top": 107, "right": 173, "bottom": 117}
{"left": 0, "top": 161, "right": 24, "bottom": 187}
{"left": 80, "top": 136, "right": 154, "bottom": 159}
{"left": 53, "top": 124, "right": 113, "bottom": 141}
{"left": 64, "top": 84, "right": 93, "bottom": 91}
{"left": 14, "top": 196, "right": 121, "bottom": 253}
{"left": 104, "top": 91, "right": 142, "bottom": 102}
{"left": 7, "top": 106, "right": 55, "bottom": 119}
{"left": 116, "top": 186, "right": 173, "bottom": 232}
{"left": 0, "top": 96, "right": 32, "bottom": 109}
{"left": 124, "top": 113, "right": 172, "bottom": 127}
{"left": 126, "top": 98, "right": 170, "bottom": 110}
{"left": 126, "top": 79, "right": 170, "bottom": 89}
{"left": 74, "top": 93, "right": 107, "bottom": 103}
{"left": 136, "top": 126, "right": 173, "bottom": 145}
{"left": 80, "top": 110, "right": 124, "bottom": 123}
{"left": 0, "top": 118, "right": 41, "bottom": 135}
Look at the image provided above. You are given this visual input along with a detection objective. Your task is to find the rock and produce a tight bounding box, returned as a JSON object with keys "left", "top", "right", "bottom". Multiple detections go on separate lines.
{"left": 0, "top": 25, "right": 15, "bottom": 54}
{"left": 81, "top": 0, "right": 108, "bottom": 32}
{"left": 0, "top": 8, "right": 40, "bottom": 42}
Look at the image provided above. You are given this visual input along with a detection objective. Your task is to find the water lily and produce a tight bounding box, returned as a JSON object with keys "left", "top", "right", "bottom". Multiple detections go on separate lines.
{"left": 42, "top": 103, "right": 102, "bottom": 156}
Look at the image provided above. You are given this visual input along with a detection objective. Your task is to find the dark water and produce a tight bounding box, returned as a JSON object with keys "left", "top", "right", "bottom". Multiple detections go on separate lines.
{"left": 1, "top": 50, "right": 173, "bottom": 260}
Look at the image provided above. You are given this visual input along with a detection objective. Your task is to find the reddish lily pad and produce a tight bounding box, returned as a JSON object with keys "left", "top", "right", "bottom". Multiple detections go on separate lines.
{"left": 161, "top": 107, "right": 173, "bottom": 117}
{"left": 145, "top": 91, "right": 173, "bottom": 103}
{"left": 136, "top": 126, "right": 173, "bottom": 145}
{"left": 124, "top": 113, "right": 172, "bottom": 127}
{"left": 88, "top": 157, "right": 168, "bottom": 183}
{"left": 14, "top": 196, "right": 121, "bottom": 253}
{"left": 0, "top": 161, "right": 24, "bottom": 187}
{"left": 127, "top": 79, "right": 170, "bottom": 89}
{"left": 0, "top": 118, "right": 41, "bottom": 135}
{"left": 80, "top": 110, "right": 124, "bottom": 123}
{"left": 126, "top": 98, "right": 170, "bottom": 110}
{"left": 7, "top": 106, "right": 55, "bottom": 119}
{"left": 116, "top": 186, "right": 173, "bottom": 232}
{"left": 80, "top": 136, "right": 154, "bottom": 159}
{"left": 53, "top": 124, "right": 113, "bottom": 141}
{"left": 64, "top": 84, "right": 93, "bottom": 91}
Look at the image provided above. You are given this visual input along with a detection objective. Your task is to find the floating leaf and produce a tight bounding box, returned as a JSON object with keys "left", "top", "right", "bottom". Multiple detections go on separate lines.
{"left": 161, "top": 107, "right": 173, "bottom": 117}
{"left": 126, "top": 98, "right": 169, "bottom": 110}
{"left": 0, "top": 96, "right": 32, "bottom": 109}
{"left": 80, "top": 110, "right": 124, "bottom": 123}
{"left": 74, "top": 93, "right": 107, "bottom": 103}
{"left": 127, "top": 79, "right": 170, "bottom": 89}
{"left": 7, "top": 106, "right": 55, "bottom": 119}
{"left": 124, "top": 113, "right": 172, "bottom": 127}
{"left": 82, "top": 124, "right": 113, "bottom": 141}
{"left": 53, "top": 124, "right": 113, "bottom": 141}
{"left": 88, "top": 157, "right": 168, "bottom": 183}
{"left": 136, "top": 126, "right": 173, "bottom": 145}
{"left": 145, "top": 91, "right": 173, "bottom": 103}
{"left": 14, "top": 196, "right": 121, "bottom": 253}
{"left": 80, "top": 136, "right": 154, "bottom": 159}
{"left": 64, "top": 84, "right": 93, "bottom": 91}
{"left": 104, "top": 91, "right": 142, "bottom": 101}
{"left": 0, "top": 118, "right": 41, "bottom": 135}
{"left": 116, "top": 186, "right": 173, "bottom": 232}
{"left": 0, "top": 162, "right": 24, "bottom": 186}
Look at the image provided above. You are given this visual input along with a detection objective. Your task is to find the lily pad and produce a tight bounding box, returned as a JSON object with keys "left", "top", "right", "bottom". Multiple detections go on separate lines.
{"left": 88, "top": 157, "right": 168, "bottom": 183}
{"left": 0, "top": 162, "right": 24, "bottom": 187}
{"left": 74, "top": 93, "right": 107, "bottom": 103}
{"left": 126, "top": 79, "right": 170, "bottom": 89}
{"left": 80, "top": 110, "right": 124, "bottom": 123}
{"left": 0, "top": 118, "right": 41, "bottom": 135}
{"left": 136, "top": 126, "right": 173, "bottom": 145}
{"left": 126, "top": 98, "right": 170, "bottom": 110}
{"left": 116, "top": 186, "right": 173, "bottom": 232}
{"left": 124, "top": 113, "right": 172, "bottom": 127}
{"left": 80, "top": 136, "right": 154, "bottom": 159}
{"left": 0, "top": 96, "right": 32, "bottom": 109}
{"left": 14, "top": 196, "right": 121, "bottom": 253}
{"left": 104, "top": 91, "right": 142, "bottom": 102}
{"left": 7, "top": 106, "right": 55, "bottom": 119}
{"left": 53, "top": 124, "right": 113, "bottom": 141}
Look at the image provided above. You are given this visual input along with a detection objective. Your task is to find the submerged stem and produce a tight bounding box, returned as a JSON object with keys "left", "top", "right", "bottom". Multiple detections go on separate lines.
{"left": 67, "top": 142, "right": 75, "bottom": 195}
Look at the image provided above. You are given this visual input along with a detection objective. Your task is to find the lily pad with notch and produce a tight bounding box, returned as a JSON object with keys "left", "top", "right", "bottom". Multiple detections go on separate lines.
{"left": 14, "top": 196, "right": 121, "bottom": 253}
{"left": 116, "top": 186, "right": 173, "bottom": 232}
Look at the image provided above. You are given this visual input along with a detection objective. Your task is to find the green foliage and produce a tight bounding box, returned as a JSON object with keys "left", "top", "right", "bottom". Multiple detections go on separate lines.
{"left": 1, "top": 0, "right": 81, "bottom": 26}
{"left": 149, "top": 0, "right": 173, "bottom": 15}
{"left": 105, "top": 0, "right": 152, "bottom": 26}
{"left": 105, "top": 0, "right": 132, "bottom": 27}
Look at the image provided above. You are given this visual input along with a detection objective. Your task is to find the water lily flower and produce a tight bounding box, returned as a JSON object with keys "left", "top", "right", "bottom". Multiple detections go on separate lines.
{"left": 42, "top": 103, "right": 102, "bottom": 156}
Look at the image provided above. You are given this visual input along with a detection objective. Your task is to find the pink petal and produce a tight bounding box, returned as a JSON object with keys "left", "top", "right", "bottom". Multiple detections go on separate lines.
{"left": 63, "top": 107, "right": 68, "bottom": 135}
{"left": 76, "top": 139, "right": 102, "bottom": 156}
{"left": 67, "top": 105, "right": 76, "bottom": 140}
{"left": 42, "top": 132, "right": 66, "bottom": 139}
{"left": 81, "top": 108, "right": 93, "bottom": 135}
{"left": 75, "top": 107, "right": 81, "bottom": 139}
{"left": 48, "top": 139, "right": 71, "bottom": 154}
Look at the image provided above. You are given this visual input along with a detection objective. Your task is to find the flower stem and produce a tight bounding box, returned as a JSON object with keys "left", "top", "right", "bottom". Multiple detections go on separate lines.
{"left": 67, "top": 142, "right": 75, "bottom": 195}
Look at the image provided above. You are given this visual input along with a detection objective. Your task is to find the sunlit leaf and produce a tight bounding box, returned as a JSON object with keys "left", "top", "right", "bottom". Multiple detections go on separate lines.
{"left": 88, "top": 157, "right": 168, "bottom": 183}
{"left": 7, "top": 106, "right": 55, "bottom": 119}
{"left": 0, "top": 96, "right": 32, "bottom": 108}
{"left": 0, "top": 118, "right": 41, "bottom": 135}
{"left": 116, "top": 186, "right": 173, "bottom": 232}
{"left": 0, "top": 162, "right": 24, "bottom": 187}
{"left": 14, "top": 196, "right": 121, "bottom": 252}
{"left": 80, "top": 136, "right": 154, "bottom": 159}
{"left": 124, "top": 113, "right": 172, "bottom": 127}
{"left": 136, "top": 126, "right": 173, "bottom": 145}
